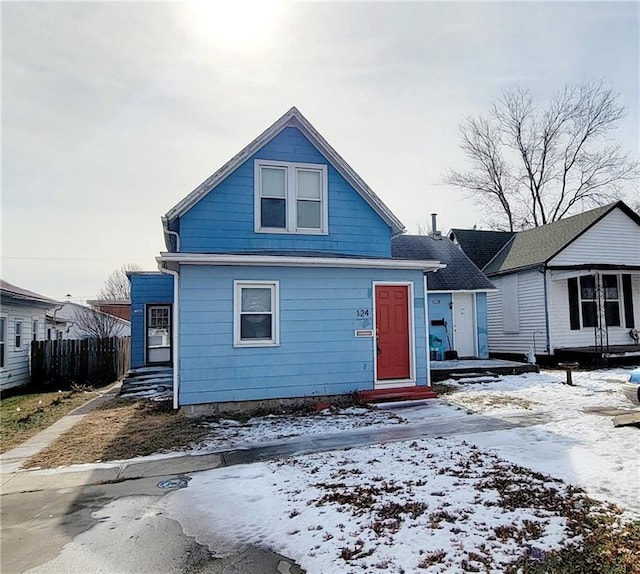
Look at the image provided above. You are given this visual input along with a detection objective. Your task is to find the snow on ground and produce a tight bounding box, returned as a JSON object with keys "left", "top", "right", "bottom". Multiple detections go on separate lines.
{"left": 191, "top": 406, "right": 410, "bottom": 451}
{"left": 164, "top": 438, "right": 578, "bottom": 574}
{"left": 160, "top": 366, "right": 639, "bottom": 573}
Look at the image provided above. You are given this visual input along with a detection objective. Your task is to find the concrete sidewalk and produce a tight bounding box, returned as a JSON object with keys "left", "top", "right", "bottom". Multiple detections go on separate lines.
{"left": 1, "top": 404, "right": 549, "bottom": 495}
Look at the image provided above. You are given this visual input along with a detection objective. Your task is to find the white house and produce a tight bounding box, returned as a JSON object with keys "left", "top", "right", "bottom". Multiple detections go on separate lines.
{"left": 0, "top": 280, "right": 58, "bottom": 391}
{"left": 45, "top": 302, "right": 131, "bottom": 340}
{"left": 451, "top": 201, "right": 640, "bottom": 361}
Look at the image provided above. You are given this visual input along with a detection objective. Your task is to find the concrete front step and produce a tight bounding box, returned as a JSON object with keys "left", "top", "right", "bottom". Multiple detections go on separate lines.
{"left": 356, "top": 386, "right": 438, "bottom": 404}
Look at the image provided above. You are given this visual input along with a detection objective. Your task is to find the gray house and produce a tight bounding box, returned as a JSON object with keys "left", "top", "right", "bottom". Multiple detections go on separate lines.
{"left": 392, "top": 234, "right": 495, "bottom": 360}
{"left": 450, "top": 201, "right": 640, "bottom": 361}
{"left": 1, "top": 280, "right": 57, "bottom": 391}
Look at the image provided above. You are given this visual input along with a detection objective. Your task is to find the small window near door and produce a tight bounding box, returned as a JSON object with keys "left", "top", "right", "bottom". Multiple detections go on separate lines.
{"left": 32, "top": 320, "right": 39, "bottom": 341}
{"left": 580, "top": 275, "right": 597, "bottom": 328}
{"left": 0, "top": 317, "right": 6, "bottom": 368}
{"left": 15, "top": 320, "right": 22, "bottom": 349}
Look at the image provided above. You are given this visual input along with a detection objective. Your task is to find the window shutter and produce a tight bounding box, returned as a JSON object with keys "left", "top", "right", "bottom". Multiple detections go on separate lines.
{"left": 568, "top": 278, "right": 580, "bottom": 330}
{"left": 622, "top": 274, "right": 635, "bottom": 328}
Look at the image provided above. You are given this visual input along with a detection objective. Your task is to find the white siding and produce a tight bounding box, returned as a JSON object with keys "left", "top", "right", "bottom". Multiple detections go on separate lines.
{"left": 0, "top": 302, "right": 47, "bottom": 391}
{"left": 550, "top": 209, "right": 640, "bottom": 266}
{"left": 487, "top": 269, "right": 548, "bottom": 356}
{"left": 549, "top": 272, "right": 640, "bottom": 350}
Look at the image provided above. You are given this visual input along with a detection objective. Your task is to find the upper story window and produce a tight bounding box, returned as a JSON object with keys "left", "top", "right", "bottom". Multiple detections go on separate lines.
{"left": 254, "top": 160, "right": 328, "bottom": 234}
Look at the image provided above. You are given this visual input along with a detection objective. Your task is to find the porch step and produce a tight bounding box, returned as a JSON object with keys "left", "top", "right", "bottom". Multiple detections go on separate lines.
{"left": 449, "top": 372, "right": 502, "bottom": 384}
{"left": 120, "top": 368, "right": 173, "bottom": 398}
{"left": 356, "top": 386, "right": 438, "bottom": 404}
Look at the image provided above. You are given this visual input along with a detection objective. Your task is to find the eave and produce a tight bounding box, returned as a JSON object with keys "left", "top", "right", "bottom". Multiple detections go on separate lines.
{"left": 157, "top": 252, "right": 445, "bottom": 273}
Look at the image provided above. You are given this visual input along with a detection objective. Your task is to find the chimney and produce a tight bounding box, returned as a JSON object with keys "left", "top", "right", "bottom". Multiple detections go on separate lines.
{"left": 430, "top": 213, "right": 441, "bottom": 237}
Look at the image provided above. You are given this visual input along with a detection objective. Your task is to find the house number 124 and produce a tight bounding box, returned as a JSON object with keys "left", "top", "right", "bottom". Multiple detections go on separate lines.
{"left": 356, "top": 309, "right": 370, "bottom": 318}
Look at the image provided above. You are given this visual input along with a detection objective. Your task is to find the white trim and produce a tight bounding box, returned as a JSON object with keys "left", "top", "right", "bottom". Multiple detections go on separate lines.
{"left": 254, "top": 160, "right": 328, "bottom": 235}
{"left": 424, "top": 274, "right": 431, "bottom": 386}
{"left": 163, "top": 107, "right": 405, "bottom": 236}
{"left": 157, "top": 262, "right": 180, "bottom": 410}
{"left": 159, "top": 252, "right": 444, "bottom": 271}
{"left": 372, "top": 281, "right": 416, "bottom": 389}
{"left": 233, "top": 280, "right": 280, "bottom": 348}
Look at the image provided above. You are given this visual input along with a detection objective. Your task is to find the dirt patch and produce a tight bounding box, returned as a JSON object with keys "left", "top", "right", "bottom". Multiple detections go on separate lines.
{"left": 25, "top": 397, "right": 211, "bottom": 469}
{"left": 447, "top": 394, "right": 538, "bottom": 412}
{"left": 1, "top": 390, "right": 99, "bottom": 453}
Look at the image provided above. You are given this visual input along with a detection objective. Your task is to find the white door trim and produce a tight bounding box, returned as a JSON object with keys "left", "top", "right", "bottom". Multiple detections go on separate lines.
{"left": 452, "top": 292, "right": 477, "bottom": 358}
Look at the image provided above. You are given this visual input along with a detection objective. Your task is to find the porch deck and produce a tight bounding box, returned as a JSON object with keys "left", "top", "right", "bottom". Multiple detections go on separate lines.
{"left": 555, "top": 344, "right": 640, "bottom": 361}
{"left": 430, "top": 358, "right": 538, "bottom": 382}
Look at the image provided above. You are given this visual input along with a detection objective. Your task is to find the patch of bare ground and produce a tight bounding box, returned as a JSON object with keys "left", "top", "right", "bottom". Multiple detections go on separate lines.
{"left": 1, "top": 388, "right": 99, "bottom": 453}
{"left": 448, "top": 394, "right": 538, "bottom": 412}
{"left": 25, "top": 397, "right": 210, "bottom": 468}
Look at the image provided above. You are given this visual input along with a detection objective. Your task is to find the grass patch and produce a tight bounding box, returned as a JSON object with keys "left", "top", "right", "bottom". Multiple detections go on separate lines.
{"left": 25, "top": 397, "right": 211, "bottom": 468}
{"left": 0, "top": 389, "right": 99, "bottom": 453}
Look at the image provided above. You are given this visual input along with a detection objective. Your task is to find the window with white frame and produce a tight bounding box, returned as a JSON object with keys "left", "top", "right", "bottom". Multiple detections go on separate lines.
{"left": 569, "top": 274, "right": 624, "bottom": 330}
{"left": 32, "top": 319, "right": 39, "bottom": 341}
{"left": 15, "top": 320, "right": 23, "bottom": 349}
{"left": 234, "top": 281, "right": 279, "bottom": 347}
{"left": 254, "top": 160, "right": 328, "bottom": 234}
{"left": 0, "top": 317, "right": 6, "bottom": 368}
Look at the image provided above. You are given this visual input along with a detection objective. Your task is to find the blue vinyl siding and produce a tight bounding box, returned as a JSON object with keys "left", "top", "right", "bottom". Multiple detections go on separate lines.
{"left": 129, "top": 274, "right": 174, "bottom": 368}
{"left": 476, "top": 292, "right": 489, "bottom": 359}
{"left": 178, "top": 265, "right": 427, "bottom": 406}
{"left": 179, "top": 127, "right": 392, "bottom": 257}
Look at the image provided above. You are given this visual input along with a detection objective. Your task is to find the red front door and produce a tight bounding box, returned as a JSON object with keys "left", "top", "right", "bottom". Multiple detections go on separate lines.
{"left": 375, "top": 285, "right": 411, "bottom": 380}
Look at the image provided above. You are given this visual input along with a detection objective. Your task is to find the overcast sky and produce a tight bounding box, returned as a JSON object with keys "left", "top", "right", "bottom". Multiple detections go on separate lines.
{"left": 2, "top": 1, "right": 638, "bottom": 302}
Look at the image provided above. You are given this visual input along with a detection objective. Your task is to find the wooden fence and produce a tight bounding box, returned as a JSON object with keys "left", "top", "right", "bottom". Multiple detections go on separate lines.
{"left": 31, "top": 336, "right": 130, "bottom": 387}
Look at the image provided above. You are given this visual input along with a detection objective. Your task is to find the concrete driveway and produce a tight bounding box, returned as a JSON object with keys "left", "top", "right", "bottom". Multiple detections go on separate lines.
{"left": 1, "top": 474, "right": 303, "bottom": 574}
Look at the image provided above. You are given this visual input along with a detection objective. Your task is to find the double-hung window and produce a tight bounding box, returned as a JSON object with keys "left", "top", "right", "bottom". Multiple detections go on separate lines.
{"left": 15, "top": 320, "right": 22, "bottom": 349}
{"left": 569, "top": 274, "right": 624, "bottom": 330}
{"left": 234, "top": 281, "right": 279, "bottom": 347}
{"left": 255, "top": 160, "right": 328, "bottom": 234}
{"left": 0, "top": 317, "right": 6, "bottom": 368}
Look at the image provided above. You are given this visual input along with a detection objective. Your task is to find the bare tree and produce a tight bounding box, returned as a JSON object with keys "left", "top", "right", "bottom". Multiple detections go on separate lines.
{"left": 72, "top": 305, "right": 125, "bottom": 338}
{"left": 445, "top": 80, "right": 639, "bottom": 230}
{"left": 98, "top": 263, "right": 142, "bottom": 301}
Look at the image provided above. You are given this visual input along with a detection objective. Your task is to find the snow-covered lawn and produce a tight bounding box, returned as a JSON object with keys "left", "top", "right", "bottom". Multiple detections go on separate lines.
{"left": 160, "top": 366, "right": 639, "bottom": 573}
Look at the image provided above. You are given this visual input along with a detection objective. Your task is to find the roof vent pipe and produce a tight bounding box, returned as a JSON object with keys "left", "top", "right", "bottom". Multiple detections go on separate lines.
{"left": 431, "top": 213, "right": 441, "bottom": 237}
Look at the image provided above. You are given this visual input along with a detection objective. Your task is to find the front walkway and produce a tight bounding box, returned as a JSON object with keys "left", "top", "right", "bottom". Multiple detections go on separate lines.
{"left": 0, "top": 405, "right": 550, "bottom": 494}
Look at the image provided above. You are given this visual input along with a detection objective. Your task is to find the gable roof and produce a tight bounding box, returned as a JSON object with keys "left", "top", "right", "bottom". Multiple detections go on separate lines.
{"left": 163, "top": 107, "right": 405, "bottom": 240}
{"left": 392, "top": 235, "right": 495, "bottom": 291}
{"left": 0, "top": 280, "right": 57, "bottom": 306}
{"left": 483, "top": 201, "right": 640, "bottom": 275}
{"left": 448, "top": 229, "right": 515, "bottom": 270}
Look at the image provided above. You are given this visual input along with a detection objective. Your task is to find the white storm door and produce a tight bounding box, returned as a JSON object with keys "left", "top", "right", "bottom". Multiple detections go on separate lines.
{"left": 452, "top": 293, "right": 477, "bottom": 358}
{"left": 147, "top": 305, "right": 171, "bottom": 364}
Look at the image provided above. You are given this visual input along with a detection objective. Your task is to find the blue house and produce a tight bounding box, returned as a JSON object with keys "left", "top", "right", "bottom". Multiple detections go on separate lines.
{"left": 392, "top": 234, "right": 495, "bottom": 360}
{"left": 130, "top": 108, "right": 445, "bottom": 411}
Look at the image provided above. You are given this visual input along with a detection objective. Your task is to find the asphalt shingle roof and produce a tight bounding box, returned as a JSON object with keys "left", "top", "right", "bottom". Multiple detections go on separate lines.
{"left": 392, "top": 235, "right": 495, "bottom": 291}
{"left": 448, "top": 229, "right": 515, "bottom": 270}
{"left": 0, "top": 280, "right": 56, "bottom": 305}
{"left": 483, "top": 202, "right": 639, "bottom": 275}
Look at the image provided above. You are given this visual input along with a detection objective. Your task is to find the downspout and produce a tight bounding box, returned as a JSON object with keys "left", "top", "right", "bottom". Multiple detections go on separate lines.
{"left": 162, "top": 216, "right": 180, "bottom": 252}
{"left": 542, "top": 266, "right": 552, "bottom": 355}
{"left": 158, "top": 261, "right": 180, "bottom": 410}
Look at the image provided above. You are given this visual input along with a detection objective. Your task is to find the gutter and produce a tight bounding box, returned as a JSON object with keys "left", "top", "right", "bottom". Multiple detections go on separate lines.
{"left": 157, "top": 252, "right": 445, "bottom": 272}
{"left": 157, "top": 260, "right": 180, "bottom": 410}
